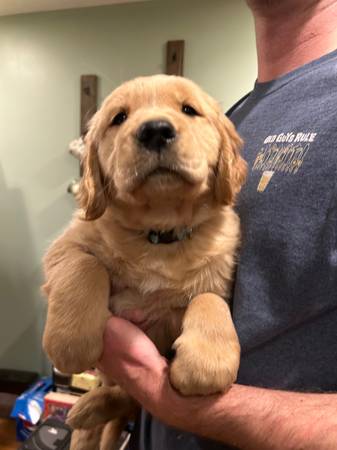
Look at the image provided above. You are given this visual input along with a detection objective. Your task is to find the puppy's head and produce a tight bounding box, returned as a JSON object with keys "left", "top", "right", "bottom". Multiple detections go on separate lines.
{"left": 78, "top": 75, "right": 246, "bottom": 225}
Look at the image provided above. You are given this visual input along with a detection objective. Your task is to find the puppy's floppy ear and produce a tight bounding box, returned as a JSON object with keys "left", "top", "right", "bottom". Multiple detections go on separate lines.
{"left": 77, "top": 128, "right": 107, "bottom": 221}
{"left": 215, "top": 115, "right": 247, "bottom": 205}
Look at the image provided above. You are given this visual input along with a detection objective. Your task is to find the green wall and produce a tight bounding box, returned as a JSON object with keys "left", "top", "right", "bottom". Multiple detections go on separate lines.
{"left": 0, "top": 0, "right": 256, "bottom": 374}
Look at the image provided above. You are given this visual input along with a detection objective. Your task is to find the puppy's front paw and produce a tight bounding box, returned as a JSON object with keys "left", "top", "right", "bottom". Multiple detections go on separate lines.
{"left": 169, "top": 331, "right": 240, "bottom": 396}
{"left": 43, "top": 329, "right": 105, "bottom": 374}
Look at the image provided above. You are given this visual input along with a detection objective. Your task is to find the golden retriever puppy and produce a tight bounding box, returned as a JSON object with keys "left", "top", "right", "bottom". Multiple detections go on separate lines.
{"left": 42, "top": 74, "right": 247, "bottom": 450}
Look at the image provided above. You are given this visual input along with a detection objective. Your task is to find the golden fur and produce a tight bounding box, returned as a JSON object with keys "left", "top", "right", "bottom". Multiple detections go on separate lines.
{"left": 42, "top": 75, "right": 247, "bottom": 449}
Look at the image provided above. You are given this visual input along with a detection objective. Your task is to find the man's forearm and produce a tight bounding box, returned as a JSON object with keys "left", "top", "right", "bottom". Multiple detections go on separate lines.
{"left": 151, "top": 382, "right": 337, "bottom": 450}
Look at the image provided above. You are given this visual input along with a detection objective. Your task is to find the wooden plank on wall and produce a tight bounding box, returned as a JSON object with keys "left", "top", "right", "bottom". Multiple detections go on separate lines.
{"left": 80, "top": 75, "right": 98, "bottom": 136}
{"left": 166, "top": 40, "right": 185, "bottom": 76}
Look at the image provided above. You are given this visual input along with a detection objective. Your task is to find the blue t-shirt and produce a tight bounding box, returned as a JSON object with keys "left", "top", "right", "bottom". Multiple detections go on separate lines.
{"left": 129, "top": 49, "right": 337, "bottom": 450}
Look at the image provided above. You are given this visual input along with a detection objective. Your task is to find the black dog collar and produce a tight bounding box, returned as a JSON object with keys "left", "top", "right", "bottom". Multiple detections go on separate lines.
{"left": 147, "top": 227, "right": 192, "bottom": 245}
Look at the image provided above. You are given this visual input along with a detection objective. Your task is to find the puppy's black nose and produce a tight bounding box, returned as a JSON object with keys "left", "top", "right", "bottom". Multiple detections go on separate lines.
{"left": 137, "top": 120, "right": 176, "bottom": 152}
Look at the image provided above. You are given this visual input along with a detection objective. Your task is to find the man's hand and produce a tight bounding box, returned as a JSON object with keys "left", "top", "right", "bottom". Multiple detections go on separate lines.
{"left": 97, "top": 315, "right": 166, "bottom": 384}
{"left": 97, "top": 316, "right": 178, "bottom": 420}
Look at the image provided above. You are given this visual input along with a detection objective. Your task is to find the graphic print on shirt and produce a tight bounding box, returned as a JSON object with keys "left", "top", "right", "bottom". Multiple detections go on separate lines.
{"left": 252, "top": 131, "right": 317, "bottom": 192}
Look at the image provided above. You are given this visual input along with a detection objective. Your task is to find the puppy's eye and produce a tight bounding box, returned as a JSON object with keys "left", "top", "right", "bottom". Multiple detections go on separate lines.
{"left": 111, "top": 112, "right": 127, "bottom": 126}
{"left": 182, "top": 104, "right": 200, "bottom": 117}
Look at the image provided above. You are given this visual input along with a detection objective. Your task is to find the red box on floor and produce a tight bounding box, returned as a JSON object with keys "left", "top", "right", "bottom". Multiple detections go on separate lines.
{"left": 43, "top": 392, "right": 79, "bottom": 423}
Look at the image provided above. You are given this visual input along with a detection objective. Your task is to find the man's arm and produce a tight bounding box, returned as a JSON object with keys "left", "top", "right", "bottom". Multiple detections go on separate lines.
{"left": 98, "top": 316, "right": 337, "bottom": 450}
{"left": 170, "top": 384, "right": 337, "bottom": 450}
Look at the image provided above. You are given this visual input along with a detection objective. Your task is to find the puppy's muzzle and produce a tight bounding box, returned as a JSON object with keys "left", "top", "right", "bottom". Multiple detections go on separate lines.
{"left": 137, "top": 120, "right": 176, "bottom": 153}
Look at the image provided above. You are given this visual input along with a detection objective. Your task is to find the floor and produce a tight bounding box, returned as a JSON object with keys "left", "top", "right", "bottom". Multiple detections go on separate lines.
{"left": 0, "top": 419, "right": 18, "bottom": 450}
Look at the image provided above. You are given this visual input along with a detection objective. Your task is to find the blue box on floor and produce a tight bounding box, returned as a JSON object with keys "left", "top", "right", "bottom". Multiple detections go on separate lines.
{"left": 11, "top": 377, "right": 53, "bottom": 441}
